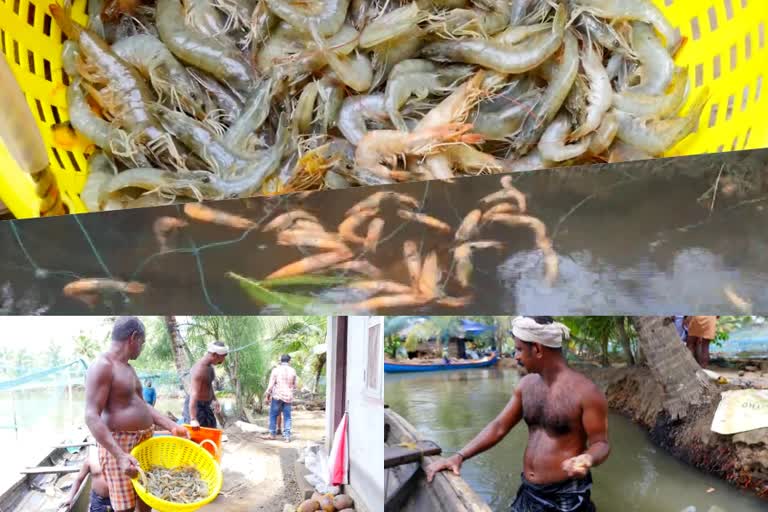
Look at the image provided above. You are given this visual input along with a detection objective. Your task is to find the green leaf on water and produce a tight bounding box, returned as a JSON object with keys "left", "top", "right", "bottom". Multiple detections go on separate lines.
{"left": 228, "top": 272, "right": 314, "bottom": 313}
{"left": 256, "top": 274, "right": 350, "bottom": 288}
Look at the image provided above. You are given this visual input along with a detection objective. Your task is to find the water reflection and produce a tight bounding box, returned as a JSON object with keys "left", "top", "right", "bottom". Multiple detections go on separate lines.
{"left": 385, "top": 369, "right": 766, "bottom": 512}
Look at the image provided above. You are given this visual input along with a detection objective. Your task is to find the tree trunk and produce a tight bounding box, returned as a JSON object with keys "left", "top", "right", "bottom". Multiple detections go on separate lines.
{"left": 222, "top": 351, "right": 249, "bottom": 423}
{"left": 631, "top": 317, "right": 711, "bottom": 420}
{"left": 599, "top": 334, "right": 609, "bottom": 367}
{"left": 313, "top": 353, "right": 327, "bottom": 395}
{"left": 615, "top": 317, "right": 636, "bottom": 366}
{"left": 164, "top": 316, "right": 191, "bottom": 394}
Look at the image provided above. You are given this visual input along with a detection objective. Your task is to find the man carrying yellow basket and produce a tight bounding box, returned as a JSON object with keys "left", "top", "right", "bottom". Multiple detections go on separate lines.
{"left": 84, "top": 316, "right": 190, "bottom": 512}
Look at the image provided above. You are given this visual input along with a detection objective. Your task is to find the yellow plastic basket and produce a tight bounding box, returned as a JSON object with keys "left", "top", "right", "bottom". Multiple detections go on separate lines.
{"left": 0, "top": 0, "right": 767, "bottom": 218}
{"left": 130, "top": 436, "right": 223, "bottom": 512}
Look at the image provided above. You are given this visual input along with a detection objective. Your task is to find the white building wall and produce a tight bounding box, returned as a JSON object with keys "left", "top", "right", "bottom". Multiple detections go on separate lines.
{"left": 345, "top": 316, "right": 384, "bottom": 512}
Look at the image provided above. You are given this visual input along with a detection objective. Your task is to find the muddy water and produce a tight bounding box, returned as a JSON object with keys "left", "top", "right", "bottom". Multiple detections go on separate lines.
{"left": 385, "top": 369, "right": 767, "bottom": 512}
{"left": 0, "top": 149, "right": 766, "bottom": 314}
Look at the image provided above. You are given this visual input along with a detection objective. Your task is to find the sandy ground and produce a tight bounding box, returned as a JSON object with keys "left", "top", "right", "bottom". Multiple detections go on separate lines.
{"left": 204, "top": 409, "right": 326, "bottom": 512}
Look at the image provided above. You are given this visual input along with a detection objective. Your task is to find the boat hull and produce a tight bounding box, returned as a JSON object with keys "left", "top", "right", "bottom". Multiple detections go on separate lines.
{"left": 385, "top": 409, "right": 491, "bottom": 512}
{"left": 384, "top": 353, "right": 499, "bottom": 373}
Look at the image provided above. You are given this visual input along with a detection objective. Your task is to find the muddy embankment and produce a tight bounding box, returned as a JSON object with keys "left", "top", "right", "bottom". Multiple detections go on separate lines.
{"left": 583, "top": 365, "right": 768, "bottom": 499}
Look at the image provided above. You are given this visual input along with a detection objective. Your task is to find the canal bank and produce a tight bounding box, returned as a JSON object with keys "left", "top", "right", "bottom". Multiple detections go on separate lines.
{"left": 586, "top": 364, "right": 768, "bottom": 499}
{"left": 385, "top": 367, "right": 768, "bottom": 512}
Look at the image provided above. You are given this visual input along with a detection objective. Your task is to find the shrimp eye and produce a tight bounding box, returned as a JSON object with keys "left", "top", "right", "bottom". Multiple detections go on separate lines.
{"left": 201, "top": 176, "right": 210, "bottom": 183}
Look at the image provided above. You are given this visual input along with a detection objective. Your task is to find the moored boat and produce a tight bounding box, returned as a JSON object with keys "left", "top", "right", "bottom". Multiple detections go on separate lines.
{"left": 384, "top": 408, "right": 491, "bottom": 512}
{"left": 384, "top": 352, "right": 499, "bottom": 373}
{"left": 0, "top": 439, "right": 91, "bottom": 512}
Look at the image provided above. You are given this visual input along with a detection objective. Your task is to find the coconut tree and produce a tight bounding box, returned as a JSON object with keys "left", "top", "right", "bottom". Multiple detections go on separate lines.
{"left": 631, "top": 317, "right": 712, "bottom": 420}
{"left": 163, "top": 316, "right": 192, "bottom": 393}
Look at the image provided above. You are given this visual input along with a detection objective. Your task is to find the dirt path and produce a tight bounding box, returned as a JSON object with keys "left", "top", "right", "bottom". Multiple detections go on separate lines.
{"left": 204, "top": 410, "right": 326, "bottom": 511}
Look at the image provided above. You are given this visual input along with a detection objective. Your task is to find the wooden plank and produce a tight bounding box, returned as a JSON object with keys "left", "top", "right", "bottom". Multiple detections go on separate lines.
{"left": 384, "top": 441, "right": 442, "bottom": 468}
{"left": 21, "top": 466, "right": 81, "bottom": 475}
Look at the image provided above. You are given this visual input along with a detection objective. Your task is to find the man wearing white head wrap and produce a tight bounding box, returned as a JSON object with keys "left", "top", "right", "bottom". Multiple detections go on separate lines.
{"left": 183, "top": 340, "right": 229, "bottom": 429}
{"left": 426, "top": 316, "right": 610, "bottom": 512}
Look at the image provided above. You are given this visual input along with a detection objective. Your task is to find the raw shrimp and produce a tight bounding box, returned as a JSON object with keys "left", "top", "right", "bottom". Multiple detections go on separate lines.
{"left": 338, "top": 94, "right": 389, "bottom": 146}
{"left": 420, "top": 3, "right": 566, "bottom": 74}
{"left": 503, "top": 148, "right": 552, "bottom": 172}
{"left": 355, "top": 123, "right": 483, "bottom": 180}
{"left": 364, "top": 218, "right": 385, "bottom": 252}
{"left": 482, "top": 202, "right": 520, "bottom": 217}
{"left": 455, "top": 208, "right": 482, "bottom": 241}
{"left": 62, "top": 41, "right": 80, "bottom": 77}
{"left": 570, "top": 42, "right": 612, "bottom": 140}
{"left": 624, "top": 21, "right": 675, "bottom": 95}
{"left": 308, "top": 24, "right": 373, "bottom": 93}
{"left": 422, "top": 154, "right": 455, "bottom": 180}
{"left": 265, "top": 249, "right": 354, "bottom": 279}
{"left": 417, "top": 251, "right": 442, "bottom": 299}
{"left": 338, "top": 207, "right": 378, "bottom": 244}
{"left": 572, "top": 0, "right": 680, "bottom": 51}
{"left": 153, "top": 216, "right": 188, "bottom": 252}
{"left": 403, "top": 240, "right": 422, "bottom": 287}
{"left": 225, "top": 78, "right": 274, "bottom": 152}
{"left": 264, "top": 0, "right": 350, "bottom": 37}
{"left": 156, "top": 0, "right": 253, "bottom": 93}
{"left": 317, "top": 75, "right": 347, "bottom": 133}
{"left": 50, "top": 5, "right": 180, "bottom": 162}
{"left": 443, "top": 145, "right": 505, "bottom": 173}
{"left": 514, "top": 30, "right": 579, "bottom": 154}
{"left": 80, "top": 152, "right": 117, "bottom": 211}
{"left": 588, "top": 111, "right": 618, "bottom": 155}
{"left": 188, "top": 69, "right": 244, "bottom": 122}
{"left": 415, "top": 72, "right": 487, "bottom": 131}
{"left": 63, "top": 278, "right": 146, "bottom": 306}
{"left": 277, "top": 230, "right": 350, "bottom": 252}
{"left": 615, "top": 89, "right": 708, "bottom": 156}
{"left": 185, "top": 0, "right": 227, "bottom": 37}
{"left": 111, "top": 34, "right": 207, "bottom": 118}
{"left": 479, "top": 186, "right": 527, "bottom": 212}
{"left": 183, "top": 202, "right": 256, "bottom": 229}
{"left": 397, "top": 210, "right": 452, "bottom": 233}
{"left": 263, "top": 210, "right": 320, "bottom": 231}
{"left": 369, "top": 28, "right": 425, "bottom": 90}
{"left": 151, "top": 104, "right": 253, "bottom": 174}
{"left": 384, "top": 65, "right": 446, "bottom": 131}
{"left": 538, "top": 114, "right": 591, "bottom": 162}
{"left": 197, "top": 114, "right": 292, "bottom": 198}
{"left": 360, "top": 3, "right": 430, "bottom": 49}
{"left": 613, "top": 66, "right": 688, "bottom": 119}
{"left": 346, "top": 293, "right": 429, "bottom": 311}
{"left": 576, "top": 12, "right": 634, "bottom": 57}
{"left": 492, "top": 21, "right": 551, "bottom": 45}
{"left": 294, "top": 82, "right": 319, "bottom": 134}
{"left": 484, "top": 212, "right": 549, "bottom": 246}
{"left": 98, "top": 168, "right": 213, "bottom": 203}
{"left": 430, "top": 0, "right": 511, "bottom": 38}
{"left": 346, "top": 191, "right": 420, "bottom": 215}
{"left": 453, "top": 240, "right": 503, "bottom": 287}
{"left": 66, "top": 79, "right": 129, "bottom": 154}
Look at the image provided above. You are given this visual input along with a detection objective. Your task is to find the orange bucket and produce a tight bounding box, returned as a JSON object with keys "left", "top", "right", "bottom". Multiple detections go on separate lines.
{"left": 183, "top": 424, "right": 223, "bottom": 463}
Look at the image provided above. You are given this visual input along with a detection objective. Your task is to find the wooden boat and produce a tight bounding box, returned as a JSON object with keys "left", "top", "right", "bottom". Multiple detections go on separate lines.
{"left": 384, "top": 352, "right": 499, "bottom": 373}
{"left": 0, "top": 440, "right": 92, "bottom": 512}
{"left": 384, "top": 408, "right": 491, "bottom": 512}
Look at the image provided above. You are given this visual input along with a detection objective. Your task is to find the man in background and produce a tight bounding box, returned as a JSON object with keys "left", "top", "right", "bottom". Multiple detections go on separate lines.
{"left": 184, "top": 341, "right": 228, "bottom": 429}
{"left": 684, "top": 316, "right": 719, "bottom": 368}
{"left": 61, "top": 444, "right": 111, "bottom": 512}
{"left": 84, "top": 316, "right": 189, "bottom": 512}
{"left": 142, "top": 380, "right": 156, "bottom": 407}
{"left": 264, "top": 354, "right": 297, "bottom": 442}
{"left": 426, "top": 316, "right": 610, "bottom": 512}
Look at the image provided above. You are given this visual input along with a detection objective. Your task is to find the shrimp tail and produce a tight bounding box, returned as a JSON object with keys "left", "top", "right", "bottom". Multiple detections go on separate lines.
{"left": 125, "top": 282, "right": 146, "bottom": 293}
{"left": 49, "top": 4, "right": 82, "bottom": 42}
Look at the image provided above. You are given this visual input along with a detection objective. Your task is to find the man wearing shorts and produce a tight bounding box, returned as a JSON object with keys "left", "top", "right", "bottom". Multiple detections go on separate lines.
{"left": 426, "top": 316, "right": 611, "bottom": 512}
{"left": 62, "top": 444, "right": 111, "bottom": 512}
{"left": 183, "top": 341, "right": 228, "bottom": 429}
{"left": 85, "top": 316, "right": 190, "bottom": 512}
{"left": 684, "top": 316, "right": 719, "bottom": 368}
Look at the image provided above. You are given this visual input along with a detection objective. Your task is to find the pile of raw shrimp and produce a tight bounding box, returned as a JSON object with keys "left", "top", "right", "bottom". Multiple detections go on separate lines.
{"left": 55, "top": 0, "right": 706, "bottom": 212}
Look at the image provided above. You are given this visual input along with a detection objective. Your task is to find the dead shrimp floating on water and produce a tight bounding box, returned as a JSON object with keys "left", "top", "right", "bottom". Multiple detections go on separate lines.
{"left": 49, "top": 0, "right": 704, "bottom": 212}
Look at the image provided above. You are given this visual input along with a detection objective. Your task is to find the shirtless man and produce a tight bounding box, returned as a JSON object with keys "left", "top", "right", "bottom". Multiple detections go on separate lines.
{"left": 61, "top": 445, "right": 110, "bottom": 512}
{"left": 183, "top": 341, "right": 229, "bottom": 429}
{"left": 85, "top": 316, "right": 190, "bottom": 512}
{"left": 426, "top": 316, "right": 611, "bottom": 512}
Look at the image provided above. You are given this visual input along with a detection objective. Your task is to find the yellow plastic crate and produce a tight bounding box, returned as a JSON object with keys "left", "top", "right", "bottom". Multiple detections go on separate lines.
{"left": 0, "top": 0, "right": 767, "bottom": 218}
